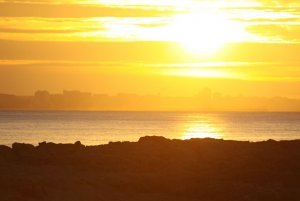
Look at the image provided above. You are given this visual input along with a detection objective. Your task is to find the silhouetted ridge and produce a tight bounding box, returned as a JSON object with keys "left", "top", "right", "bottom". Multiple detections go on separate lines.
{"left": 0, "top": 137, "right": 300, "bottom": 201}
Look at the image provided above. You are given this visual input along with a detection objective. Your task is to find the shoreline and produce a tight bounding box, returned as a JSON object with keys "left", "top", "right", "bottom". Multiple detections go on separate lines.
{"left": 1, "top": 136, "right": 300, "bottom": 148}
{"left": 2, "top": 110, "right": 300, "bottom": 112}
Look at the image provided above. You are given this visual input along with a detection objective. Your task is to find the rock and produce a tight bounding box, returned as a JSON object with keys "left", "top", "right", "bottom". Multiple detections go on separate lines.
{"left": 138, "top": 136, "right": 169, "bottom": 144}
{"left": 12, "top": 143, "right": 35, "bottom": 153}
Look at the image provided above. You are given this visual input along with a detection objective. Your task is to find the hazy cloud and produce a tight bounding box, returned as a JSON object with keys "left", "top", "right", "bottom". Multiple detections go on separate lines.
{"left": 1, "top": 40, "right": 300, "bottom": 64}
{"left": 0, "top": 2, "right": 176, "bottom": 18}
{"left": 247, "top": 24, "right": 300, "bottom": 41}
{"left": 0, "top": 27, "right": 105, "bottom": 33}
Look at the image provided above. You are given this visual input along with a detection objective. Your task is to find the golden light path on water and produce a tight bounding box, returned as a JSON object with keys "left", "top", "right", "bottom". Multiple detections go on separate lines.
{"left": 181, "top": 120, "right": 222, "bottom": 140}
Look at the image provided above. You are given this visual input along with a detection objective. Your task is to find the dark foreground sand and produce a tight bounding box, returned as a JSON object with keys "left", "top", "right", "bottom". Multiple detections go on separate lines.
{"left": 0, "top": 136, "right": 300, "bottom": 201}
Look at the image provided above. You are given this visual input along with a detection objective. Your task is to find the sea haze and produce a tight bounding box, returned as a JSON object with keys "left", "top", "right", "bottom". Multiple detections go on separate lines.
{"left": 0, "top": 111, "right": 299, "bottom": 146}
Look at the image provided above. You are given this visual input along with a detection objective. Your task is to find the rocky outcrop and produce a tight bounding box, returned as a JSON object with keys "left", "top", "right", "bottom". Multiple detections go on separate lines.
{"left": 0, "top": 136, "right": 300, "bottom": 201}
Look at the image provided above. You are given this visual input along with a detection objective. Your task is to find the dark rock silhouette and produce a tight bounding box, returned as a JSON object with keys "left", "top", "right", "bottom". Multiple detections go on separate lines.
{"left": 0, "top": 136, "right": 300, "bottom": 201}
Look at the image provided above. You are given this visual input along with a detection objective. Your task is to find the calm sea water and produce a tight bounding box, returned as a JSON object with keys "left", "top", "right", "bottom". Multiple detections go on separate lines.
{"left": 0, "top": 111, "right": 299, "bottom": 146}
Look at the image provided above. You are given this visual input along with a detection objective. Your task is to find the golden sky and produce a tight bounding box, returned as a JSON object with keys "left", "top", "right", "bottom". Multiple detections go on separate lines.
{"left": 0, "top": 0, "right": 300, "bottom": 97}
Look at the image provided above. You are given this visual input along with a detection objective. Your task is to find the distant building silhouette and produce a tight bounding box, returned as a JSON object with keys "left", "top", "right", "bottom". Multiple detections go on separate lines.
{"left": 0, "top": 89, "right": 300, "bottom": 111}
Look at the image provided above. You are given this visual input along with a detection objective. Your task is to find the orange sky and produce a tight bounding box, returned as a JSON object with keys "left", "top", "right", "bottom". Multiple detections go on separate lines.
{"left": 0, "top": 0, "right": 300, "bottom": 97}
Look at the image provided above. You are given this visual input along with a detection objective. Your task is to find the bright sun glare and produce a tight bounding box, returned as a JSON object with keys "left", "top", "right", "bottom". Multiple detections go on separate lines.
{"left": 165, "top": 10, "right": 247, "bottom": 55}
{"left": 182, "top": 122, "right": 221, "bottom": 140}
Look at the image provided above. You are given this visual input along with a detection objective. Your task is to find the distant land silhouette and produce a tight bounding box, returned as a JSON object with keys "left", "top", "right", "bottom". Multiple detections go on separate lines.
{"left": 1, "top": 89, "right": 300, "bottom": 111}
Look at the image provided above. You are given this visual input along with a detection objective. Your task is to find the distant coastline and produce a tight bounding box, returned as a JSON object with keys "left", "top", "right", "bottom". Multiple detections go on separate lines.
{"left": 1, "top": 89, "right": 300, "bottom": 112}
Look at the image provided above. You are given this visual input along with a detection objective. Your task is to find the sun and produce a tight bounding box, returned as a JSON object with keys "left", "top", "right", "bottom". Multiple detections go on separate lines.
{"left": 165, "top": 10, "right": 247, "bottom": 55}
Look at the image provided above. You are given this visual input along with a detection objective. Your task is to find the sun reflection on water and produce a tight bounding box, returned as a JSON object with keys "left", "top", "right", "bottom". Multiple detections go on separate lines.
{"left": 182, "top": 120, "right": 222, "bottom": 140}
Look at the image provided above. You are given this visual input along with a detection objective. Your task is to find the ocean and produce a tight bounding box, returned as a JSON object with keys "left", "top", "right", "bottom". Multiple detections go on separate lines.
{"left": 0, "top": 111, "right": 299, "bottom": 146}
